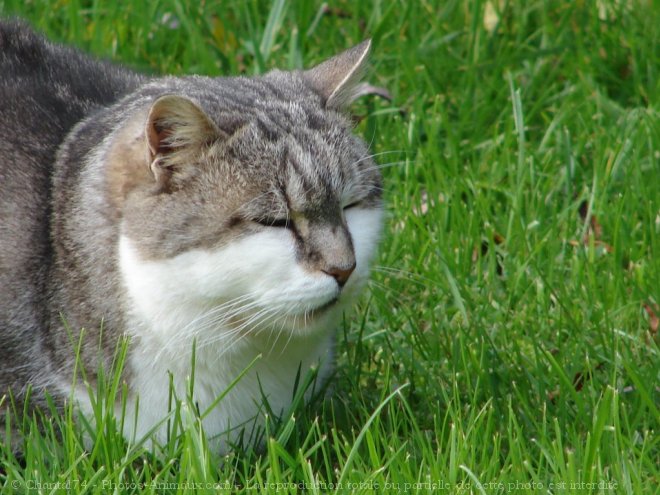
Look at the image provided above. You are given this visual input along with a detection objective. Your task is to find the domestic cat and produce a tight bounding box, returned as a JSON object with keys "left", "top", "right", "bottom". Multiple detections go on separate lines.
{"left": 0, "top": 20, "right": 383, "bottom": 452}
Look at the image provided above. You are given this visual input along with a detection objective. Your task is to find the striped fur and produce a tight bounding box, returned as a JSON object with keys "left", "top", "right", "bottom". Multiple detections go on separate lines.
{"left": 0, "top": 20, "right": 382, "bottom": 452}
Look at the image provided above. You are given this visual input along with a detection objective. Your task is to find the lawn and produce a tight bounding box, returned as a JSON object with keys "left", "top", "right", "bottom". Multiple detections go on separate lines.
{"left": 0, "top": 0, "right": 658, "bottom": 493}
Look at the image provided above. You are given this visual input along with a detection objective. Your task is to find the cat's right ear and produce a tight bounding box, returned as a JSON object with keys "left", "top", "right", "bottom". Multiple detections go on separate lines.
{"left": 303, "top": 40, "right": 371, "bottom": 110}
{"left": 145, "top": 95, "right": 222, "bottom": 186}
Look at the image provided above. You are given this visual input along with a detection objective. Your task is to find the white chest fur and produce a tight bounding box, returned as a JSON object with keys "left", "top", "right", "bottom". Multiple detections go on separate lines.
{"left": 123, "top": 320, "right": 334, "bottom": 451}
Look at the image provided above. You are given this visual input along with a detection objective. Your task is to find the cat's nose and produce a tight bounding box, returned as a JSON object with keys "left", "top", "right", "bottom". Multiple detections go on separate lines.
{"left": 323, "top": 262, "right": 356, "bottom": 287}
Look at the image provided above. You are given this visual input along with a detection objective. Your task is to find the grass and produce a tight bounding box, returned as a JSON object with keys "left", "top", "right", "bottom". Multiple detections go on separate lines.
{"left": 1, "top": 0, "right": 658, "bottom": 493}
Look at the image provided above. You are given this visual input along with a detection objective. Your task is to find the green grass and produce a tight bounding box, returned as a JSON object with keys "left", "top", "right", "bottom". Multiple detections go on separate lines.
{"left": 1, "top": 0, "right": 659, "bottom": 493}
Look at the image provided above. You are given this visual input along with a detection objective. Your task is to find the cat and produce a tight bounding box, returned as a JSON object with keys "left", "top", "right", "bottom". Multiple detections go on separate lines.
{"left": 0, "top": 19, "right": 383, "bottom": 453}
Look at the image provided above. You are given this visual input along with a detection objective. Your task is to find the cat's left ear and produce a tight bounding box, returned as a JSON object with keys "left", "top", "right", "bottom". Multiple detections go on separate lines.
{"left": 303, "top": 39, "right": 371, "bottom": 110}
{"left": 145, "top": 95, "right": 222, "bottom": 185}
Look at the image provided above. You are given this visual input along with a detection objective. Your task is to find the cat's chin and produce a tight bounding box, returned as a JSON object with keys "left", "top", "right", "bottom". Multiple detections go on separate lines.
{"left": 289, "top": 296, "right": 340, "bottom": 326}
{"left": 311, "top": 296, "right": 340, "bottom": 314}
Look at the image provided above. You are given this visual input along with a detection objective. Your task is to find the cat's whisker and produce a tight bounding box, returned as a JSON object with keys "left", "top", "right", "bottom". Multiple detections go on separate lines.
{"left": 283, "top": 314, "right": 300, "bottom": 356}
{"left": 353, "top": 150, "right": 405, "bottom": 167}
{"left": 200, "top": 321, "right": 256, "bottom": 359}
{"left": 274, "top": 315, "right": 293, "bottom": 355}
{"left": 194, "top": 298, "right": 262, "bottom": 331}
{"left": 252, "top": 312, "right": 282, "bottom": 357}
{"left": 260, "top": 313, "right": 295, "bottom": 355}
{"left": 207, "top": 305, "right": 276, "bottom": 344}
{"left": 363, "top": 127, "right": 378, "bottom": 155}
{"left": 372, "top": 265, "right": 436, "bottom": 286}
{"left": 190, "top": 308, "right": 264, "bottom": 349}
{"left": 366, "top": 279, "right": 403, "bottom": 300}
{"left": 181, "top": 295, "right": 254, "bottom": 331}
{"left": 153, "top": 299, "right": 263, "bottom": 360}
{"left": 370, "top": 160, "right": 408, "bottom": 171}
{"left": 346, "top": 184, "right": 387, "bottom": 196}
{"left": 209, "top": 307, "right": 281, "bottom": 359}
{"left": 264, "top": 312, "right": 289, "bottom": 356}
{"left": 159, "top": 295, "right": 257, "bottom": 352}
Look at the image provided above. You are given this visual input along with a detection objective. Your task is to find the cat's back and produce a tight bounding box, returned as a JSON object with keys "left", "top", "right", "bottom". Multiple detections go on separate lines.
{"left": 0, "top": 20, "right": 143, "bottom": 375}
{"left": 0, "top": 19, "right": 143, "bottom": 258}
{"left": 0, "top": 19, "right": 144, "bottom": 151}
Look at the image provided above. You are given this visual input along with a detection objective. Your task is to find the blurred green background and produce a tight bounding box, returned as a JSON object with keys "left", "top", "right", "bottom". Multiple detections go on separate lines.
{"left": 0, "top": 1, "right": 658, "bottom": 493}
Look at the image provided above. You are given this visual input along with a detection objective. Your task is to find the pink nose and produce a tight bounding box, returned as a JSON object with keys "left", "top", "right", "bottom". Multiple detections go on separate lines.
{"left": 323, "top": 263, "right": 356, "bottom": 287}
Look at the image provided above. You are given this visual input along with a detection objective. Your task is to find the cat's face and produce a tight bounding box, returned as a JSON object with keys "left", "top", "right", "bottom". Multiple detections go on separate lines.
{"left": 110, "top": 42, "right": 383, "bottom": 346}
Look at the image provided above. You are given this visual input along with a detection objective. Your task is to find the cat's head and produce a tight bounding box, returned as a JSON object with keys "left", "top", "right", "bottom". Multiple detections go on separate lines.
{"left": 108, "top": 41, "right": 383, "bottom": 347}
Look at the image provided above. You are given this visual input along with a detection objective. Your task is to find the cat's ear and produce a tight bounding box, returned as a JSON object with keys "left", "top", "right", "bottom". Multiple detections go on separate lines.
{"left": 145, "top": 95, "right": 221, "bottom": 184}
{"left": 304, "top": 39, "right": 371, "bottom": 110}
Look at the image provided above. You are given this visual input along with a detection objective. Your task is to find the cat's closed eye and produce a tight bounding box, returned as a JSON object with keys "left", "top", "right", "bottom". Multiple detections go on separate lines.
{"left": 255, "top": 217, "right": 292, "bottom": 229}
{"left": 255, "top": 202, "right": 361, "bottom": 229}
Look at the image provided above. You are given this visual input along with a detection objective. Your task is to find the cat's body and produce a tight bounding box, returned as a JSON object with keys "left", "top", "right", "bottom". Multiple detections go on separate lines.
{"left": 0, "top": 20, "right": 382, "bottom": 451}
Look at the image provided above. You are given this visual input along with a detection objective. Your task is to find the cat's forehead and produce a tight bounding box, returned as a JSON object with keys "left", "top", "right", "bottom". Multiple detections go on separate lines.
{"left": 222, "top": 129, "right": 355, "bottom": 215}
{"left": 168, "top": 74, "right": 378, "bottom": 213}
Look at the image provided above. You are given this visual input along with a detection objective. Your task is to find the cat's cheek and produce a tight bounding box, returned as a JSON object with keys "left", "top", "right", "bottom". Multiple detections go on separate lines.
{"left": 118, "top": 230, "right": 293, "bottom": 304}
{"left": 240, "top": 233, "right": 340, "bottom": 315}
